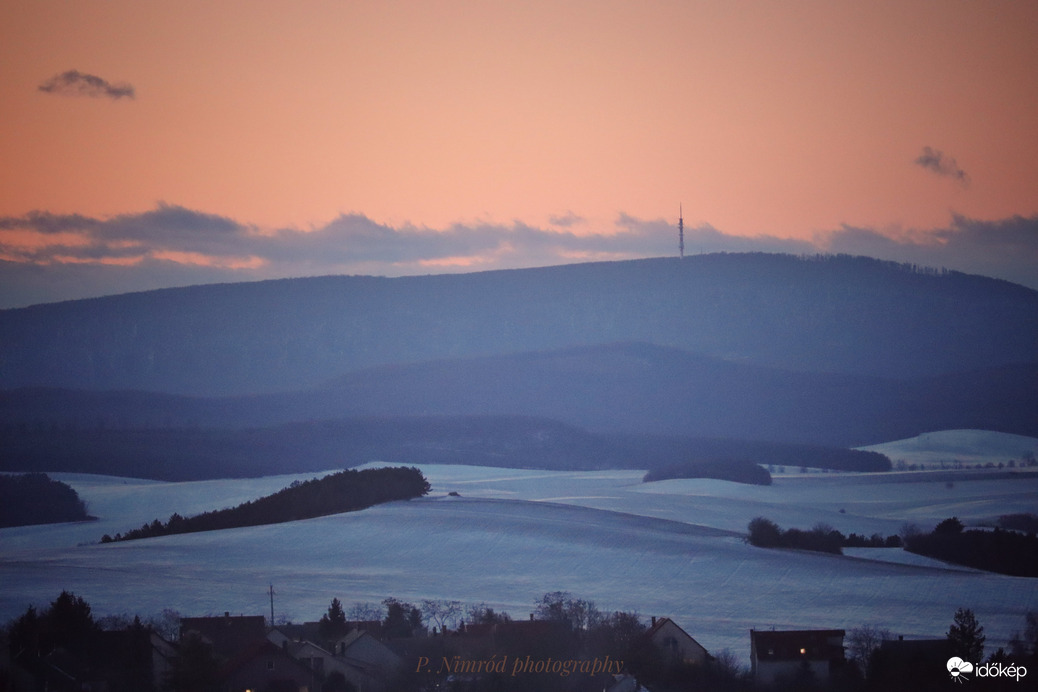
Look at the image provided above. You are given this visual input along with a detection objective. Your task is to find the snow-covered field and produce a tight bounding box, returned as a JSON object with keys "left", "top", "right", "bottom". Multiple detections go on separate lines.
{"left": 859, "top": 429, "right": 1038, "bottom": 469}
{"left": 2, "top": 435, "right": 1037, "bottom": 663}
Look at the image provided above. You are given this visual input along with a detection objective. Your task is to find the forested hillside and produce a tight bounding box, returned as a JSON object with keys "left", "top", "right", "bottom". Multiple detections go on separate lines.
{"left": 2, "top": 254, "right": 1034, "bottom": 396}
{"left": 0, "top": 473, "right": 90, "bottom": 527}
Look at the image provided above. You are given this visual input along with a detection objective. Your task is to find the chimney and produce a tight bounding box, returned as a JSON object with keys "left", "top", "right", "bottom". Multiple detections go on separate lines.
{"left": 651, "top": 617, "right": 656, "bottom": 627}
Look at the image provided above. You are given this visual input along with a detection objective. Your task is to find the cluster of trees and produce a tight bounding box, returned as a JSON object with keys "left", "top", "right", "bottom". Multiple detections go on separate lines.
{"left": 747, "top": 517, "right": 902, "bottom": 555}
{"left": 903, "top": 517, "right": 1038, "bottom": 577}
{"left": 316, "top": 595, "right": 436, "bottom": 641}
{"left": 8, "top": 590, "right": 98, "bottom": 658}
{"left": 0, "top": 472, "right": 90, "bottom": 528}
{"left": 850, "top": 608, "right": 1037, "bottom": 691}
{"left": 644, "top": 459, "right": 773, "bottom": 485}
{"left": 5, "top": 591, "right": 156, "bottom": 692}
{"left": 315, "top": 596, "right": 511, "bottom": 642}
{"left": 101, "top": 466, "right": 430, "bottom": 543}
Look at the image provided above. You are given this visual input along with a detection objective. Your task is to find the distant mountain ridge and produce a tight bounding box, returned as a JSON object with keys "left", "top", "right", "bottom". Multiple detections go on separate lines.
{"left": 2, "top": 253, "right": 1035, "bottom": 396}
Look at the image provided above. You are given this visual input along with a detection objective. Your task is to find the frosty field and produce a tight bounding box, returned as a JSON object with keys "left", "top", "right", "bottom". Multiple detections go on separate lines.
{"left": 2, "top": 433, "right": 1037, "bottom": 662}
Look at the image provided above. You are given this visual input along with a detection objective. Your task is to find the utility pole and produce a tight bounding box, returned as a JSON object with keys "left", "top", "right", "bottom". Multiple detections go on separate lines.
{"left": 269, "top": 584, "right": 275, "bottom": 625}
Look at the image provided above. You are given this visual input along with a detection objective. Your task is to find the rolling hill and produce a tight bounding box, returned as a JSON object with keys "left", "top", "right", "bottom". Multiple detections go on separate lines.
{"left": 2, "top": 254, "right": 1035, "bottom": 396}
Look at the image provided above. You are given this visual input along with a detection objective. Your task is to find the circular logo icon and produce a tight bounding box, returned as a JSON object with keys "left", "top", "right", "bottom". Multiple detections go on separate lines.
{"left": 947, "top": 657, "right": 974, "bottom": 682}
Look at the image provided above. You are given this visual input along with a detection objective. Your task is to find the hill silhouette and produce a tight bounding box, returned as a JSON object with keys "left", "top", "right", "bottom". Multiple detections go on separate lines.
{"left": 1, "top": 254, "right": 1034, "bottom": 396}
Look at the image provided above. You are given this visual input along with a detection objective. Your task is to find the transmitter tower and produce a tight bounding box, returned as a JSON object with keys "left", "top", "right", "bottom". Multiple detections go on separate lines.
{"left": 678, "top": 204, "right": 685, "bottom": 259}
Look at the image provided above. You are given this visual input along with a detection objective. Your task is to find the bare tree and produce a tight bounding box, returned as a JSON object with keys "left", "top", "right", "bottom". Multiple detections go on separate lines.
{"left": 847, "top": 624, "right": 891, "bottom": 673}
{"left": 467, "top": 602, "right": 512, "bottom": 625}
{"left": 534, "top": 591, "right": 601, "bottom": 630}
{"left": 710, "top": 648, "right": 746, "bottom": 680}
{"left": 421, "top": 599, "right": 463, "bottom": 633}
{"left": 1009, "top": 611, "right": 1037, "bottom": 658}
{"left": 347, "top": 601, "right": 384, "bottom": 622}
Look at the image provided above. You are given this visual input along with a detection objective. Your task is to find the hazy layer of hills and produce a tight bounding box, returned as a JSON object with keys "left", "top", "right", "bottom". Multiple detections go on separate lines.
{"left": 2, "top": 253, "right": 1035, "bottom": 479}
{"left": 0, "top": 413, "right": 893, "bottom": 481}
{"left": 3, "top": 343, "right": 1035, "bottom": 446}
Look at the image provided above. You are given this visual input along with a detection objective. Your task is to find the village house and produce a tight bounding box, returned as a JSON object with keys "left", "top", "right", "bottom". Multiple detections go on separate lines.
{"left": 180, "top": 613, "right": 268, "bottom": 660}
{"left": 332, "top": 629, "right": 403, "bottom": 673}
{"left": 868, "top": 636, "right": 954, "bottom": 690}
{"left": 269, "top": 624, "right": 403, "bottom": 692}
{"left": 750, "top": 628, "right": 846, "bottom": 686}
{"left": 220, "top": 638, "right": 318, "bottom": 692}
{"left": 644, "top": 616, "right": 710, "bottom": 665}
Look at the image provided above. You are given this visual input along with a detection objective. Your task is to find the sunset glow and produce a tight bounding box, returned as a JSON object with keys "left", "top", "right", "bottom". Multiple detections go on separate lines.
{"left": 1, "top": 0, "right": 1036, "bottom": 307}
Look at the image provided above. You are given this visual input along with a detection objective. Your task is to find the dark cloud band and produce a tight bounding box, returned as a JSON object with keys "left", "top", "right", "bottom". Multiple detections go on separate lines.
{"left": 38, "top": 70, "right": 135, "bottom": 100}
{"left": 1, "top": 204, "right": 1035, "bottom": 308}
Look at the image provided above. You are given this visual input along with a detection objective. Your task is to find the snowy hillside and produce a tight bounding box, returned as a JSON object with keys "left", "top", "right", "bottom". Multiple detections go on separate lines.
{"left": 2, "top": 461, "right": 1036, "bottom": 663}
{"left": 860, "top": 429, "right": 1038, "bottom": 468}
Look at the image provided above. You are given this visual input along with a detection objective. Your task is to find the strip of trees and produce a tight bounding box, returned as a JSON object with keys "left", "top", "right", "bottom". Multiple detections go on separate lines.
{"left": 746, "top": 517, "right": 902, "bottom": 555}
{"left": 101, "top": 466, "right": 430, "bottom": 543}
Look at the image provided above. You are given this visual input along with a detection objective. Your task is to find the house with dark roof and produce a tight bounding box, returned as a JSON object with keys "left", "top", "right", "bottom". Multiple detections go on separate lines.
{"left": 332, "top": 629, "right": 403, "bottom": 673}
{"left": 869, "top": 637, "right": 954, "bottom": 691}
{"left": 180, "top": 613, "right": 267, "bottom": 660}
{"left": 750, "top": 629, "right": 846, "bottom": 686}
{"left": 220, "top": 639, "right": 318, "bottom": 692}
{"left": 645, "top": 617, "right": 709, "bottom": 665}
{"left": 268, "top": 626, "right": 402, "bottom": 692}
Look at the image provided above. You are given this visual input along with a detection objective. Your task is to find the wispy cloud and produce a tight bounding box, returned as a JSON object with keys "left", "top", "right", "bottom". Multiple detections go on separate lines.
{"left": 38, "top": 70, "right": 135, "bottom": 100}
{"left": 1, "top": 204, "right": 1035, "bottom": 308}
{"left": 914, "top": 146, "right": 969, "bottom": 187}
{"left": 548, "top": 212, "right": 584, "bottom": 228}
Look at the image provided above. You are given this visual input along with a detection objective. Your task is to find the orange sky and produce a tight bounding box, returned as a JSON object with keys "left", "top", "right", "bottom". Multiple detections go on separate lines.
{"left": 1, "top": 1, "right": 1037, "bottom": 305}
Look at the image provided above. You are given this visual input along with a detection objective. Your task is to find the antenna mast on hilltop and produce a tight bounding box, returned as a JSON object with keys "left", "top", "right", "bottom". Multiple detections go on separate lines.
{"left": 678, "top": 204, "right": 685, "bottom": 259}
